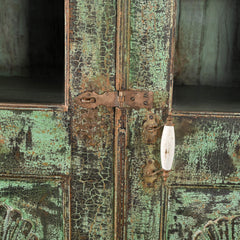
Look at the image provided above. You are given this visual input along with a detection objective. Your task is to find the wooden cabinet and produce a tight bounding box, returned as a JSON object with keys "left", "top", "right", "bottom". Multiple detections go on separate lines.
{"left": 0, "top": 0, "right": 239, "bottom": 239}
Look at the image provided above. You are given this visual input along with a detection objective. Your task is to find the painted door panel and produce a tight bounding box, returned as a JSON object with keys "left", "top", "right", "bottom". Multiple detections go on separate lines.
{"left": 128, "top": 0, "right": 240, "bottom": 239}
{"left": 127, "top": 0, "right": 174, "bottom": 239}
{"left": 0, "top": 111, "right": 70, "bottom": 175}
{"left": 0, "top": 176, "right": 69, "bottom": 239}
{"left": 167, "top": 187, "right": 240, "bottom": 239}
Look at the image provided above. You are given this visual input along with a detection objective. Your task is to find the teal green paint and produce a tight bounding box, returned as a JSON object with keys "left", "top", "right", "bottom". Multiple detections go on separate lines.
{"left": 69, "top": 0, "right": 116, "bottom": 97}
{"left": 130, "top": 0, "right": 174, "bottom": 91}
{"left": 166, "top": 187, "right": 240, "bottom": 239}
{"left": 173, "top": 117, "right": 240, "bottom": 184}
{"left": 127, "top": 0, "right": 174, "bottom": 238}
{"left": 127, "top": 109, "right": 163, "bottom": 239}
{"left": 0, "top": 110, "right": 70, "bottom": 175}
{"left": 69, "top": 0, "right": 116, "bottom": 239}
{"left": 0, "top": 178, "right": 66, "bottom": 239}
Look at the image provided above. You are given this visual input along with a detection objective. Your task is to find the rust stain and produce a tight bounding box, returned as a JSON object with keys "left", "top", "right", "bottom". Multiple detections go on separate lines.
{"left": 143, "top": 114, "right": 162, "bottom": 144}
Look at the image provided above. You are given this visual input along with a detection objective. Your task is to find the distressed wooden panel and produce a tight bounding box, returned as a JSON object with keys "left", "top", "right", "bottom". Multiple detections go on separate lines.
{"left": 171, "top": 116, "right": 240, "bottom": 185}
{"left": 69, "top": 0, "right": 116, "bottom": 239}
{"left": 127, "top": 109, "right": 162, "bottom": 240}
{"left": 127, "top": 0, "right": 174, "bottom": 238}
{"left": 166, "top": 186, "right": 240, "bottom": 240}
{"left": 0, "top": 110, "right": 70, "bottom": 175}
{"left": 0, "top": 176, "right": 69, "bottom": 239}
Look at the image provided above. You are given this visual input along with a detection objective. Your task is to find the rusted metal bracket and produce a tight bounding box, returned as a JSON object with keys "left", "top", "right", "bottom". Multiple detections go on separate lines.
{"left": 75, "top": 91, "right": 153, "bottom": 109}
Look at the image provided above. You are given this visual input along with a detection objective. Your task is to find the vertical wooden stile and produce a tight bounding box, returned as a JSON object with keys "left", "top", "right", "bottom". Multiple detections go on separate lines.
{"left": 114, "top": 0, "right": 131, "bottom": 239}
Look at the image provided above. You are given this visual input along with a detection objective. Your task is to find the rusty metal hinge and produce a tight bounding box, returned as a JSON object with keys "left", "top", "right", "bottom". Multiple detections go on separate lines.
{"left": 75, "top": 91, "right": 153, "bottom": 109}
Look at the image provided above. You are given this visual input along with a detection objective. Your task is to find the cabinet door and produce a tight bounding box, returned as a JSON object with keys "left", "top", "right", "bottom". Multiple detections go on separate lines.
{"left": 0, "top": 0, "right": 117, "bottom": 239}
{"left": 0, "top": 0, "right": 118, "bottom": 238}
{"left": 126, "top": 0, "right": 240, "bottom": 239}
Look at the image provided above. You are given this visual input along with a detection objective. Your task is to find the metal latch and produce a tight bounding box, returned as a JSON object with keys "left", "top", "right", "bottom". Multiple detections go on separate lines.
{"left": 75, "top": 91, "right": 153, "bottom": 109}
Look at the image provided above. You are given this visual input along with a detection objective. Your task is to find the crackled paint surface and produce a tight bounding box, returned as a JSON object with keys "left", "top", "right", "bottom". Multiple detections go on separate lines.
{"left": 69, "top": 0, "right": 116, "bottom": 239}
{"left": 1, "top": 0, "right": 239, "bottom": 239}
{"left": 128, "top": 0, "right": 240, "bottom": 239}
{"left": 0, "top": 177, "right": 68, "bottom": 239}
{"left": 166, "top": 187, "right": 240, "bottom": 239}
{"left": 0, "top": 111, "right": 70, "bottom": 176}
{"left": 172, "top": 117, "right": 240, "bottom": 184}
{"left": 127, "top": 0, "right": 174, "bottom": 238}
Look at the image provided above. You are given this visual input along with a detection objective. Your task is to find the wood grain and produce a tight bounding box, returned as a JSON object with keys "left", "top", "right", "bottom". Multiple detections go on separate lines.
{"left": 175, "top": 0, "right": 240, "bottom": 87}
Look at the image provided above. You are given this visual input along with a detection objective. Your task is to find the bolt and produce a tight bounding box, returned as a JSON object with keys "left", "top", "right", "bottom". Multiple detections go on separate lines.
{"left": 144, "top": 101, "right": 148, "bottom": 106}
{"left": 130, "top": 97, "right": 135, "bottom": 101}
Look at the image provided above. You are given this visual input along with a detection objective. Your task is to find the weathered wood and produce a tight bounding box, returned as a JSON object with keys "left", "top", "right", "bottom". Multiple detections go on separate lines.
{"left": 0, "top": 176, "right": 70, "bottom": 239}
{"left": 0, "top": 110, "right": 70, "bottom": 176}
{"left": 166, "top": 187, "right": 240, "bottom": 239}
{"left": 69, "top": 0, "right": 116, "bottom": 238}
{"left": 165, "top": 116, "right": 240, "bottom": 238}
{"left": 127, "top": 0, "right": 174, "bottom": 238}
{"left": 172, "top": 116, "right": 240, "bottom": 184}
{"left": 0, "top": 0, "right": 239, "bottom": 239}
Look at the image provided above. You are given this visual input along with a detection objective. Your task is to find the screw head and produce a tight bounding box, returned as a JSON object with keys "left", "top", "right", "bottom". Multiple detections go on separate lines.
{"left": 143, "top": 101, "right": 148, "bottom": 106}
{"left": 130, "top": 97, "right": 135, "bottom": 101}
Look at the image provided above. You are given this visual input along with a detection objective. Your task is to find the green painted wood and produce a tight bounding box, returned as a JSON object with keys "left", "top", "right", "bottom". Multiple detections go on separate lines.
{"left": 0, "top": 0, "right": 117, "bottom": 239}
{"left": 128, "top": 0, "right": 240, "bottom": 239}
{"left": 0, "top": 177, "right": 69, "bottom": 239}
{"left": 69, "top": 0, "right": 116, "bottom": 239}
{"left": 1, "top": 0, "right": 239, "bottom": 239}
{"left": 127, "top": 0, "right": 174, "bottom": 238}
{"left": 166, "top": 186, "right": 240, "bottom": 239}
{"left": 0, "top": 110, "right": 70, "bottom": 175}
{"left": 164, "top": 117, "right": 240, "bottom": 239}
{"left": 173, "top": 117, "right": 240, "bottom": 184}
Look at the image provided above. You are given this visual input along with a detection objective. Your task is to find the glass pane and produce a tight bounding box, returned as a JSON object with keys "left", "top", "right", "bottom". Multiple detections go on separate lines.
{"left": 173, "top": 0, "right": 240, "bottom": 112}
{"left": 0, "top": 0, "right": 64, "bottom": 104}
